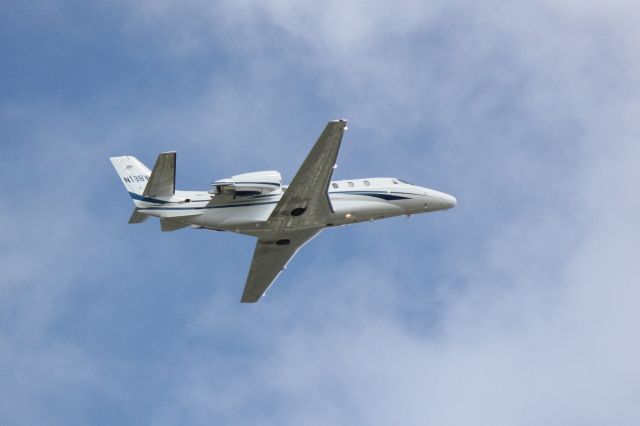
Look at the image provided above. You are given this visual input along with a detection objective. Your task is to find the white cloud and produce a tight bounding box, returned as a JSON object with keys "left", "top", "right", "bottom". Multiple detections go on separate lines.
{"left": 2, "top": 0, "right": 640, "bottom": 424}
{"left": 113, "top": 1, "right": 640, "bottom": 425}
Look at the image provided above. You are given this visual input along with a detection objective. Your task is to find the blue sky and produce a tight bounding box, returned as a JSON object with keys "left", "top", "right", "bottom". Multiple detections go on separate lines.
{"left": 2, "top": 1, "right": 639, "bottom": 425}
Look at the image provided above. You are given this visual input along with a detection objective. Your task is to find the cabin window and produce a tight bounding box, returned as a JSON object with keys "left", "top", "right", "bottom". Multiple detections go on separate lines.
{"left": 363, "top": 180, "right": 370, "bottom": 186}
{"left": 348, "top": 181, "right": 355, "bottom": 188}
{"left": 332, "top": 183, "right": 339, "bottom": 189}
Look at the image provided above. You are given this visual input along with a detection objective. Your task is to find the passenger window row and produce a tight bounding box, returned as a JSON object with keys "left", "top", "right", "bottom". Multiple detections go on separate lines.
{"left": 331, "top": 180, "right": 372, "bottom": 189}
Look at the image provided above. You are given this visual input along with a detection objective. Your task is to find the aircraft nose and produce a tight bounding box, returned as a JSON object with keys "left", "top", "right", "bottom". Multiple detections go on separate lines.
{"left": 422, "top": 189, "right": 457, "bottom": 211}
{"left": 442, "top": 193, "right": 457, "bottom": 209}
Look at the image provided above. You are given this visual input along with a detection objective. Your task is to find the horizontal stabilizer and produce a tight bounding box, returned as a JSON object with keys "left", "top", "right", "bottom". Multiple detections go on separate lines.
{"left": 160, "top": 217, "right": 189, "bottom": 232}
{"left": 128, "top": 209, "right": 148, "bottom": 224}
{"left": 143, "top": 152, "right": 176, "bottom": 198}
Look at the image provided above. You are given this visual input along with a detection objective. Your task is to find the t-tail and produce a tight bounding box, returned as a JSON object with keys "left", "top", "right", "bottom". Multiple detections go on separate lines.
{"left": 109, "top": 152, "right": 176, "bottom": 224}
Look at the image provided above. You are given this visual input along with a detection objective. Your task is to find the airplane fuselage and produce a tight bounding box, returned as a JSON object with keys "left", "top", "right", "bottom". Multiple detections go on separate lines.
{"left": 133, "top": 177, "right": 456, "bottom": 237}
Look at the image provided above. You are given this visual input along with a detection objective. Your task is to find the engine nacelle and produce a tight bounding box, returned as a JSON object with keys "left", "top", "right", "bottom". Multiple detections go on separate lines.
{"left": 210, "top": 170, "right": 282, "bottom": 196}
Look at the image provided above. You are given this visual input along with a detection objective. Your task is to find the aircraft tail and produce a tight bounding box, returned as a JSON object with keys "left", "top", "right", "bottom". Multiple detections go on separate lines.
{"left": 110, "top": 152, "right": 180, "bottom": 225}
{"left": 110, "top": 156, "right": 152, "bottom": 197}
{"left": 142, "top": 152, "right": 176, "bottom": 198}
{"left": 110, "top": 152, "right": 176, "bottom": 199}
{"left": 128, "top": 208, "right": 148, "bottom": 224}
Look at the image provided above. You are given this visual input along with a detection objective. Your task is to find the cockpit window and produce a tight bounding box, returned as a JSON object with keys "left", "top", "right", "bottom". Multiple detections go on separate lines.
{"left": 397, "top": 179, "right": 412, "bottom": 185}
{"left": 392, "top": 179, "right": 399, "bottom": 184}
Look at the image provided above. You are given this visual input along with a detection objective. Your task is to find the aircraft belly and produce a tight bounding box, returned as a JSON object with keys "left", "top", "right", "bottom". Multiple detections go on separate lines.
{"left": 331, "top": 199, "right": 404, "bottom": 219}
{"left": 157, "top": 208, "right": 203, "bottom": 218}
{"left": 192, "top": 202, "right": 275, "bottom": 229}
{"left": 137, "top": 206, "right": 203, "bottom": 218}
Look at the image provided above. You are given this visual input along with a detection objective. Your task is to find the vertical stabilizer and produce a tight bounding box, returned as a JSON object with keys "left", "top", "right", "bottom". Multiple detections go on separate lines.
{"left": 110, "top": 156, "right": 151, "bottom": 196}
{"left": 143, "top": 152, "right": 176, "bottom": 198}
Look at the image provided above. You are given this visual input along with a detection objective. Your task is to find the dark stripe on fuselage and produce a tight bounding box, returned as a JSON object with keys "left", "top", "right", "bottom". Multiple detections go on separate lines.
{"left": 135, "top": 190, "right": 413, "bottom": 212}
{"left": 233, "top": 181, "right": 281, "bottom": 186}
{"left": 129, "top": 192, "right": 170, "bottom": 204}
{"left": 128, "top": 192, "right": 212, "bottom": 204}
{"left": 234, "top": 190, "right": 262, "bottom": 197}
{"left": 358, "top": 193, "right": 410, "bottom": 201}
{"left": 139, "top": 200, "right": 280, "bottom": 211}
{"left": 329, "top": 191, "right": 411, "bottom": 201}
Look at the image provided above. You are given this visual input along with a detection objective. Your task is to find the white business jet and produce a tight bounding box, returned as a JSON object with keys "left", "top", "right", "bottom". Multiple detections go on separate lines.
{"left": 110, "top": 120, "right": 456, "bottom": 302}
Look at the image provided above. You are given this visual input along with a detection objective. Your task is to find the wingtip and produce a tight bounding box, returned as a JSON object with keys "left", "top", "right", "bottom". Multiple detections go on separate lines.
{"left": 329, "top": 119, "right": 348, "bottom": 131}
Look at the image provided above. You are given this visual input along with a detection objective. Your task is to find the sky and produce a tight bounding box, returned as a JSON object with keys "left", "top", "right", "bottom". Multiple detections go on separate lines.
{"left": 1, "top": 1, "right": 639, "bottom": 424}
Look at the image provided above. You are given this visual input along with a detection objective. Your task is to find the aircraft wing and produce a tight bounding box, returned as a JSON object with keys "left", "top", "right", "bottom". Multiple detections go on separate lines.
{"left": 267, "top": 119, "right": 347, "bottom": 230}
{"left": 241, "top": 228, "right": 321, "bottom": 303}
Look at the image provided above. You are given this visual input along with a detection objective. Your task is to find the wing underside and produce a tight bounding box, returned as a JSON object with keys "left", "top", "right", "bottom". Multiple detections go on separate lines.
{"left": 240, "top": 119, "right": 347, "bottom": 302}
{"left": 267, "top": 120, "right": 347, "bottom": 230}
{"left": 241, "top": 228, "right": 321, "bottom": 303}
